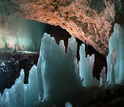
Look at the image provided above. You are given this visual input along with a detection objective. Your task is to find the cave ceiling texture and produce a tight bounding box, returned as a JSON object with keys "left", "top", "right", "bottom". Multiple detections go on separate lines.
{"left": 0, "top": 0, "right": 124, "bottom": 56}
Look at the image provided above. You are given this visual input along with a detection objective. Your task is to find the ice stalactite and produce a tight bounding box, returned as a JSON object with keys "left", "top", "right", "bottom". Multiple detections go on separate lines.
{"left": 24, "top": 65, "right": 39, "bottom": 107}
{"left": 0, "top": 23, "right": 124, "bottom": 107}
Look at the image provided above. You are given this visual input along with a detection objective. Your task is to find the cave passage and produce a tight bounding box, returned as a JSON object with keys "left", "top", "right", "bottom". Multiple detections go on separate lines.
{"left": 0, "top": 17, "right": 107, "bottom": 93}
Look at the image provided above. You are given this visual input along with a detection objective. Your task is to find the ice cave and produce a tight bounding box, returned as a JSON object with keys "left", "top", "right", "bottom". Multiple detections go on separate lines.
{"left": 0, "top": 0, "right": 124, "bottom": 107}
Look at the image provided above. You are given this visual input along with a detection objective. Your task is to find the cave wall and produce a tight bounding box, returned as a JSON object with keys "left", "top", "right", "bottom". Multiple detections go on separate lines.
{"left": 0, "top": 15, "right": 47, "bottom": 51}
{"left": 0, "top": 0, "right": 124, "bottom": 55}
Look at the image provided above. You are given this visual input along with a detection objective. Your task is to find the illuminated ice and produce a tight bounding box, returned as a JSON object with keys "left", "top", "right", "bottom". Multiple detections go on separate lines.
{"left": 59, "top": 40, "right": 65, "bottom": 53}
{"left": 107, "top": 23, "right": 124, "bottom": 85}
{"left": 40, "top": 33, "right": 80, "bottom": 102}
{"left": 1, "top": 69, "right": 24, "bottom": 107}
{"left": 67, "top": 35, "right": 77, "bottom": 60}
{"left": 65, "top": 102, "right": 72, "bottom": 107}
{"left": 100, "top": 67, "right": 107, "bottom": 87}
{"left": 0, "top": 23, "right": 124, "bottom": 106}
{"left": 79, "top": 44, "right": 95, "bottom": 87}
{"left": 24, "top": 65, "right": 39, "bottom": 107}
{"left": 0, "top": 16, "right": 46, "bottom": 52}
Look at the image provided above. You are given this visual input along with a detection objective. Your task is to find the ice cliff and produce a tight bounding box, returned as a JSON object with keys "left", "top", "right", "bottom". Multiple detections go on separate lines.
{"left": 0, "top": 23, "right": 124, "bottom": 107}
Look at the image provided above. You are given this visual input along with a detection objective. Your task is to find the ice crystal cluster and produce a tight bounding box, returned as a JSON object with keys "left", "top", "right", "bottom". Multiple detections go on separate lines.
{"left": 0, "top": 23, "right": 124, "bottom": 107}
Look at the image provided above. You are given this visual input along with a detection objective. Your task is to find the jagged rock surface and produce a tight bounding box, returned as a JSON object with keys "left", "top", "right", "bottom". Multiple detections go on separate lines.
{"left": 0, "top": 0, "right": 124, "bottom": 55}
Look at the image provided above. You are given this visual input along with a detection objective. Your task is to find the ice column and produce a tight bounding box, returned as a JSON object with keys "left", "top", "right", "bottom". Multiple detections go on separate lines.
{"left": 0, "top": 66, "right": 40, "bottom": 107}
{"left": 59, "top": 40, "right": 65, "bottom": 53}
{"left": 24, "top": 65, "right": 39, "bottom": 107}
{"left": 39, "top": 33, "right": 80, "bottom": 102}
{"left": 67, "top": 35, "right": 81, "bottom": 84}
{"left": 1, "top": 69, "right": 24, "bottom": 107}
{"left": 67, "top": 35, "right": 77, "bottom": 59}
{"left": 107, "top": 23, "right": 124, "bottom": 84}
{"left": 79, "top": 44, "right": 95, "bottom": 87}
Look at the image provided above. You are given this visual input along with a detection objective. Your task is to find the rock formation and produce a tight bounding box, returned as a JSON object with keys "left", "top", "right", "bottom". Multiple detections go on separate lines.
{"left": 0, "top": 0, "right": 124, "bottom": 55}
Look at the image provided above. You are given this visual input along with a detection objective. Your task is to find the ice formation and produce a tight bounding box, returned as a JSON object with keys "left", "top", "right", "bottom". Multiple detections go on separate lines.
{"left": 107, "top": 23, "right": 124, "bottom": 86}
{"left": 79, "top": 44, "right": 95, "bottom": 87}
{"left": 0, "top": 23, "right": 124, "bottom": 106}
{"left": 0, "top": 16, "right": 46, "bottom": 51}
{"left": 65, "top": 102, "right": 72, "bottom": 107}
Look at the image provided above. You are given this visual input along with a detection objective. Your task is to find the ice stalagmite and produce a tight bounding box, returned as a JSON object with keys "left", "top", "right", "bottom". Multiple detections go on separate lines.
{"left": 107, "top": 23, "right": 124, "bottom": 85}
{"left": 100, "top": 67, "right": 107, "bottom": 87}
{"left": 67, "top": 35, "right": 77, "bottom": 59}
{"left": 59, "top": 40, "right": 65, "bottom": 53}
{"left": 0, "top": 23, "right": 124, "bottom": 107}
{"left": 0, "top": 66, "right": 40, "bottom": 107}
{"left": 0, "top": 93, "right": 1, "bottom": 105}
{"left": 40, "top": 33, "right": 81, "bottom": 103}
{"left": 24, "top": 65, "right": 39, "bottom": 107}
{"left": 67, "top": 35, "right": 81, "bottom": 84}
{"left": 1, "top": 69, "right": 24, "bottom": 107}
{"left": 79, "top": 44, "right": 95, "bottom": 87}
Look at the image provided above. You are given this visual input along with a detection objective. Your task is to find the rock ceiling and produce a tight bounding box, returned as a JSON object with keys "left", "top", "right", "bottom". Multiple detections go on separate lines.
{"left": 0, "top": 0, "right": 124, "bottom": 56}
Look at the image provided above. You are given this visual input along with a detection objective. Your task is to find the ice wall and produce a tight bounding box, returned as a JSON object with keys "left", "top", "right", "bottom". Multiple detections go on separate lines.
{"left": 107, "top": 23, "right": 124, "bottom": 85}
{"left": 0, "top": 15, "right": 47, "bottom": 51}
{"left": 37, "top": 33, "right": 81, "bottom": 104}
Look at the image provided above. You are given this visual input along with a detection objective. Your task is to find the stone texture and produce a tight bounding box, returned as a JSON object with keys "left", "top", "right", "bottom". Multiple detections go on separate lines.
{"left": 0, "top": 0, "right": 124, "bottom": 55}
